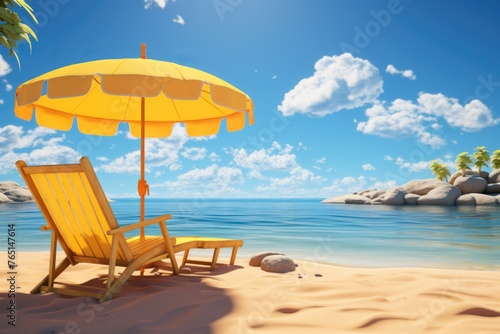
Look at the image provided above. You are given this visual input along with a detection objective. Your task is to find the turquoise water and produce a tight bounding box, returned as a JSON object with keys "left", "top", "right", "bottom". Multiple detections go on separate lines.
{"left": 1, "top": 198, "right": 500, "bottom": 270}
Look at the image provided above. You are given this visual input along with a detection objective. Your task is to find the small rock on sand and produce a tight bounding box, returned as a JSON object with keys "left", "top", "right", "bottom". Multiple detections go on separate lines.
{"left": 261, "top": 255, "right": 295, "bottom": 273}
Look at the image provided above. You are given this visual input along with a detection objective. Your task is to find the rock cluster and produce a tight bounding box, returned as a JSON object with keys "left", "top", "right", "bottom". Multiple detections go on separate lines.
{"left": 323, "top": 170, "right": 500, "bottom": 206}
{"left": 0, "top": 181, "right": 34, "bottom": 203}
{"left": 249, "top": 251, "right": 295, "bottom": 273}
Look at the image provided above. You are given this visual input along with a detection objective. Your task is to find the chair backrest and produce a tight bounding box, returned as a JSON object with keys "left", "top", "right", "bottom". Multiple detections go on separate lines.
{"left": 16, "top": 157, "right": 133, "bottom": 264}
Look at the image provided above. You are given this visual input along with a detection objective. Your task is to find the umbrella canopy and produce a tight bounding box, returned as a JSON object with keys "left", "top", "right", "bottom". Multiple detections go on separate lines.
{"left": 15, "top": 47, "right": 254, "bottom": 137}
{"left": 14, "top": 44, "right": 254, "bottom": 236}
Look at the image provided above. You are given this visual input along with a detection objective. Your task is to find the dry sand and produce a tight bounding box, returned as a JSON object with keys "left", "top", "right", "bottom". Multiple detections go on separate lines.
{"left": 1, "top": 251, "right": 500, "bottom": 333}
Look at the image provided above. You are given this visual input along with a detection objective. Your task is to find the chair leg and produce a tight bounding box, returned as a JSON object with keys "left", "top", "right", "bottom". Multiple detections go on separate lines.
{"left": 230, "top": 247, "right": 239, "bottom": 265}
{"left": 31, "top": 257, "right": 71, "bottom": 294}
{"left": 100, "top": 267, "right": 136, "bottom": 303}
{"left": 159, "top": 222, "right": 179, "bottom": 275}
{"left": 107, "top": 236, "right": 119, "bottom": 289}
{"left": 210, "top": 248, "right": 221, "bottom": 271}
{"left": 48, "top": 231, "right": 57, "bottom": 288}
{"left": 181, "top": 249, "right": 190, "bottom": 268}
{"left": 99, "top": 251, "right": 165, "bottom": 303}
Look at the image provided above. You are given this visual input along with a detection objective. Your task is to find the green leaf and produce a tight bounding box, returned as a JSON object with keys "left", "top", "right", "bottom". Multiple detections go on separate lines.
{"left": 11, "top": 0, "right": 38, "bottom": 24}
{"left": 19, "top": 22, "right": 36, "bottom": 40}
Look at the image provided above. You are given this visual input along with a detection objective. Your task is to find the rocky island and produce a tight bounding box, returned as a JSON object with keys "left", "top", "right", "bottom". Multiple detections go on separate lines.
{"left": 324, "top": 147, "right": 500, "bottom": 206}
{"left": 323, "top": 170, "right": 500, "bottom": 206}
{"left": 0, "top": 181, "right": 34, "bottom": 203}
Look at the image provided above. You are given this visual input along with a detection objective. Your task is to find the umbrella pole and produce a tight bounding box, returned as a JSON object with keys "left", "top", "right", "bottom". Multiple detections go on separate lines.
{"left": 139, "top": 95, "right": 147, "bottom": 240}
{"left": 138, "top": 44, "right": 148, "bottom": 240}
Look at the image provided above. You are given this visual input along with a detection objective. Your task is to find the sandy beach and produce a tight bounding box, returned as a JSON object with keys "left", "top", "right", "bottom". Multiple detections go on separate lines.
{"left": 1, "top": 251, "right": 500, "bottom": 333}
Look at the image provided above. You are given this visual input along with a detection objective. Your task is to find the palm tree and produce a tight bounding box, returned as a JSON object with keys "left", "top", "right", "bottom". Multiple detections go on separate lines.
{"left": 472, "top": 146, "right": 489, "bottom": 174}
{"left": 455, "top": 152, "right": 473, "bottom": 176}
{"left": 429, "top": 160, "right": 450, "bottom": 182}
{"left": 0, "top": 0, "right": 38, "bottom": 66}
{"left": 491, "top": 149, "right": 500, "bottom": 170}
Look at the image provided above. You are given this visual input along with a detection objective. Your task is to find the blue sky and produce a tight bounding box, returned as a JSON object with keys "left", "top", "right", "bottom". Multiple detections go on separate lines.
{"left": 1, "top": 0, "right": 499, "bottom": 198}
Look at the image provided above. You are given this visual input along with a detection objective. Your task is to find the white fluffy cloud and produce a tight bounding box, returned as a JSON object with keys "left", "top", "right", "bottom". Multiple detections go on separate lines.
{"left": 356, "top": 99, "right": 445, "bottom": 148}
{"left": 181, "top": 147, "right": 207, "bottom": 160}
{"left": 152, "top": 164, "right": 244, "bottom": 197}
{"left": 230, "top": 141, "right": 323, "bottom": 194}
{"left": 0, "top": 125, "right": 80, "bottom": 174}
{"left": 385, "top": 64, "right": 416, "bottom": 80}
{"left": 0, "top": 79, "right": 14, "bottom": 92}
{"left": 395, "top": 157, "right": 432, "bottom": 172}
{"left": 384, "top": 155, "right": 393, "bottom": 161}
{"left": 417, "top": 93, "right": 498, "bottom": 132}
{"left": 173, "top": 164, "right": 243, "bottom": 186}
{"left": 231, "top": 143, "right": 296, "bottom": 171}
{"left": 362, "top": 163, "right": 375, "bottom": 170}
{"left": 173, "top": 14, "right": 185, "bottom": 25}
{"left": 0, "top": 125, "right": 58, "bottom": 153}
{"left": 334, "top": 176, "right": 368, "bottom": 194}
{"left": 144, "top": 0, "right": 167, "bottom": 9}
{"left": 98, "top": 124, "right": 195, "bottom": 173}
{"left": 278, "top": 53, "right": 383, "bottom": 117}
{"left": 0, "top": 55, "right": 11, "bottom": 76}
{"left": 316, "top": 157, "right": 326, "bottom": 164}
{"left": 209, "top": 152, "right": 221, "bottom": 161}
{"left": 395, "top": 156, "right": 454, "bottom": 173}
{"left": 23, "top": 144, "right": 80, "bottom": 165}
{"left": 356, "top": 93, "right": 498, "bottom": 148}
{"left": 266, "top": 166, "right": 323, "bottom": 189}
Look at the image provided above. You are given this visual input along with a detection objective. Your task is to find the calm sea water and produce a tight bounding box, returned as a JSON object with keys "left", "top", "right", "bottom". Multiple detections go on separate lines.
{"left": 1, "top": 198, "right": 500, "bottom": 270}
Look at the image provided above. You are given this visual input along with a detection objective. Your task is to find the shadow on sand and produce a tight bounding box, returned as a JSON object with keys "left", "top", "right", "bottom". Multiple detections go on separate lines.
{"left": 0, "top": 264, "right": 244, "bottom": 333}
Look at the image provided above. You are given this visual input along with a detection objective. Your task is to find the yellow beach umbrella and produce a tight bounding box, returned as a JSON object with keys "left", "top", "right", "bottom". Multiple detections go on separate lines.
{"left": 14, "top": 44, "right": 254, "bottom": 238}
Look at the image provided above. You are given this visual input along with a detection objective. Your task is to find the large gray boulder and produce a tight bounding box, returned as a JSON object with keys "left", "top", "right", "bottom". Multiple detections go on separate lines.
{"left": 404, "top": 193, "right": 420, "bottom": 205}
{"left": 322, "top": 194, "right": 371, "bottom": 204}
{"left": 3, "top": 188, "right": 34, "bottom": 202}
{"left": 417, "top": 184, "right": 461, "bottom": 205}
{"left": 485, "top": 183, "right": 500, "bottom": 194}
{"left": 249, "top": 251, "right": 285, "bottom": 267}
{"left": 449, "top": 170, "right": 476, "bottom": 185}
{"left": 489, "top": 170, "right": 500, "bottom": 184}
{"left": 401, "top": 179, "right": 444, "bottom": 195}
{"left": 382, "top": 187, "right": 406, "bottom": 205}
{"left": 469, "top": 194, "right": 499, "bottom": 205}
{"left": 455, "top": 194, "right": 476, "bottom": 205}
{"left": 454, "top": 175, "right": 487, "bottom": 194}
{"left": 478, "top": 170, "right": 490, "bottom": 182}
{"left": 0, "top": 192, "right": 13, "bottom": 204}
{"left": 261, "top": 255, "right": 295, "bottom": 273}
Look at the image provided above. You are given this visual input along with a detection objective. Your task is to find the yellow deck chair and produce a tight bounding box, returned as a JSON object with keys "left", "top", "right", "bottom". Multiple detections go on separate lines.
{"left": 16, "top": 157, "right": 243, "bottom": 303}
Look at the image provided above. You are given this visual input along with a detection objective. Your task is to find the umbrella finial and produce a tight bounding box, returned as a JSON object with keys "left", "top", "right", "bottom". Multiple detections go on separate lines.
{"left": 141, "top": 43, "right": 146, "bottom": 59}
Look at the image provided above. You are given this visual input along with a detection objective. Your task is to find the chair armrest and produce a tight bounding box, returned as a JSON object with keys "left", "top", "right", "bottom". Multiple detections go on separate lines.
{"left": 41, "top": 225, "right": 51, "bottom": 231}
{"left": 107, "top": 214, "right": 172, "bottom": 235}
